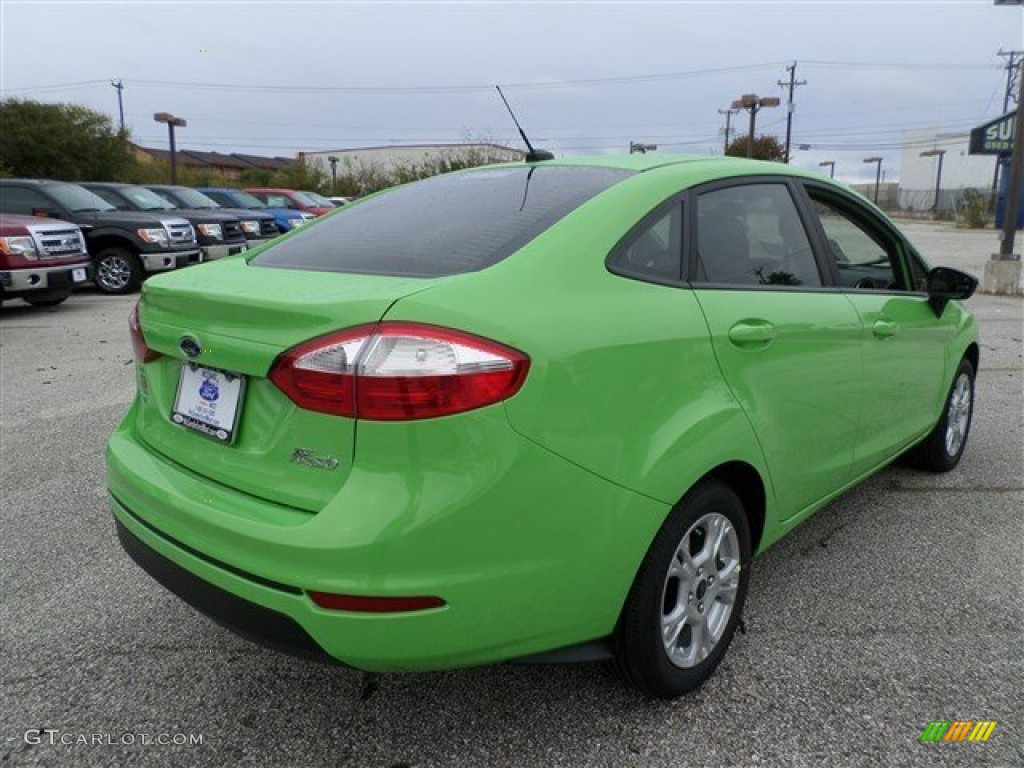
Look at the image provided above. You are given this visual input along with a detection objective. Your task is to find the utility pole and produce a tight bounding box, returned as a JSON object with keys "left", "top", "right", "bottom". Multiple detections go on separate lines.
{"left": 718, "top": 108, "right": 738, "bottom": 154}
{"left": 110, "top": 79, "right": 125, "bottom": 134}
{"left": 991, "top": 50, "right": 1023, "bottom": 201}
{"left": 777, "top": 62, "right": 807, "bottom": 164}
{"left": 997, "top": 70, "right": 1023, "bottom": 258}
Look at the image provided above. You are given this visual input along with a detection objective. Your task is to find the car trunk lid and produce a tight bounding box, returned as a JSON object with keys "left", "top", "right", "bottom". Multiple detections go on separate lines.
{"left": 133, "top": 258, "right": 434, "bottom": 512}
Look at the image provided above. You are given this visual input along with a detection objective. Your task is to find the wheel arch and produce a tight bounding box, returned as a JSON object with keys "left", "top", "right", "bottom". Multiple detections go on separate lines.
{"left": 704, "top": 461, "right": 767, "bottom": 553}
{"left": 88, "top": 233, "right": 142, "bottom": 256}
{"left": 963, "top": 341, "right": 979, "bottom": 375}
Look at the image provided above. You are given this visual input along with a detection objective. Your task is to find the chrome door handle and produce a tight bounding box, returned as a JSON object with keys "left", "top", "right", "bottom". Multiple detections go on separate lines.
{"left": 728, "top": 320, "right": 777, "bottom": 347}
{"left": 872, "top": 319, "right": 897, "bottom": 338}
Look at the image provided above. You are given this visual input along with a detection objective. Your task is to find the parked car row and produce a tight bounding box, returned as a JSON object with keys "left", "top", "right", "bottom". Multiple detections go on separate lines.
{"left": 0, "top": 179, "right": 337, "bottom": 303}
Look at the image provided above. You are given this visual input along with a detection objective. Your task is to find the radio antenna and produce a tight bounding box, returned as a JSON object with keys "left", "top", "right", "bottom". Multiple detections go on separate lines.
{"left": 496, "top": 86, "right": 554, "bottom": 163}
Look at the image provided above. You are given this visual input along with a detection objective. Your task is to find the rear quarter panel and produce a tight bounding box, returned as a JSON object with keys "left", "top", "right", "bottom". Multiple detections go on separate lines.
{"left": 383, "top": 166, "right": 774, "bottom": 515}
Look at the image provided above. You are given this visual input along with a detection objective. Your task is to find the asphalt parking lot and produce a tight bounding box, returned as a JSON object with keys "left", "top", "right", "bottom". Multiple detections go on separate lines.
{"left": 1, "top": 221, "right": 1021, "bottom": 767}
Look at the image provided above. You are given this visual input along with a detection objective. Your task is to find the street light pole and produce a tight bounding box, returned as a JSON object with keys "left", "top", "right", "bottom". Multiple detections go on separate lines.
{"left": 731, "top": 94, "right": 781, "bottom": 159}
{"left": 863, "top": 157, "right": 883, "bottom": 204}
{"left": 920, "top": 149, "right": 946, "bottom": 212}
{"left": 153, "top": 112, "right": 187, "bottom": 184}
{"left": 818, "top": 160, "right": 835, "bottom": 178}
{"left": 328, "top": 156, "right": 339, "bottom": 194}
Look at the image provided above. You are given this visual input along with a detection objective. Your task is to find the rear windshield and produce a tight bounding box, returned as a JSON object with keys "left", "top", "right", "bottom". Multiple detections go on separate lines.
{"left": 251, "top": 165, "right": 632, "bottom": 277}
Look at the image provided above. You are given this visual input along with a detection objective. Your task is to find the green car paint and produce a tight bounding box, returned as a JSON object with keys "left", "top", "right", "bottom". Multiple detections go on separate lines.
{"left": 107, "top": 154, "right": 978, "bottom": 676}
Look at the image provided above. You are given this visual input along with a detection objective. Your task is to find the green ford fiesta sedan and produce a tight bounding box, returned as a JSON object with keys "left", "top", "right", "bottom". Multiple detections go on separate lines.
{"left": 107, "top": 154, "right": 978, "bottom": 698}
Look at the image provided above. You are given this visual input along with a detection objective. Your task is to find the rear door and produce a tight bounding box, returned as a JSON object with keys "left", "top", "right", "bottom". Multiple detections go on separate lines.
{"left": 688, "top": 179, "right": 864, "bottom": 520}
{"left": 797, "top": 183, "right": 952, "bottom": 472}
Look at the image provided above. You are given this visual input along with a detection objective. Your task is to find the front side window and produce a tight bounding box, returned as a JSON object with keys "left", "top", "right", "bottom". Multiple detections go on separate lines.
{"left": 809, "top": 193, "right": 904, "bottom": 291}
{"left": 695, "top": 183, "right": 821, "bottom": 288}
{"left": 252, "top": 165, "right": 633, "bottom": 278}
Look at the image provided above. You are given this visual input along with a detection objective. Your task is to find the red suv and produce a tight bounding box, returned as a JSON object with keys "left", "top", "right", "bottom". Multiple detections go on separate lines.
{"left": 0, "top": 213, "right": 92, "bottom": 307}
{"left": 244, "top": 188, "right": 334, "bottom": 217}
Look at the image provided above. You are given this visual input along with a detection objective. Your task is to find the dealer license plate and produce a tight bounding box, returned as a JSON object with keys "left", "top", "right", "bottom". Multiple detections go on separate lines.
{"left": 71, "top": 268, "right": 87, "bottom": 282}
{"left": 171, "top": 364, "right": 245, "bottom": 443}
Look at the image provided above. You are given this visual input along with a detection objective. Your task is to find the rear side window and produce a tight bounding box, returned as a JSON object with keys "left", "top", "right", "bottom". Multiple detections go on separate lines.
{"left": 607, "top": 201, "right": 683, "bottom": 283}
{"left": 0, "top": 186, "right": 54, "bottom": 216}
{"left": 251, "top": 166, "right": 632, "bottom": 277}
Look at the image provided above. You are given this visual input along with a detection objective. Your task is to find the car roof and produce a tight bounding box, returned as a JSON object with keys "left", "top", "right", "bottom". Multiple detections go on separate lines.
{"left": 0, "top": 178, "right": 80, "bottom": 186}
{"left": 519, "top": 153, "right": 824, "bottom": 181}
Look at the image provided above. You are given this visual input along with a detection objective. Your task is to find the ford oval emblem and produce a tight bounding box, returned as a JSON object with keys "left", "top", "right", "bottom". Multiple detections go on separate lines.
{"left": 180, "top": 336, "right": 202, "bottom": 359}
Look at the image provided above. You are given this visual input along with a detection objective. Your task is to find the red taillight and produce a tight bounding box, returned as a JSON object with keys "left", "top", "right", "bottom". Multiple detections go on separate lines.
{"left": 129, "top": 301, "right": 160, "bottom": 363}
{"left": 309, "top": 592, "right": 446, "bottom": 613}
{"left": 269, "top": 322, "right": 529, "bottom": 421}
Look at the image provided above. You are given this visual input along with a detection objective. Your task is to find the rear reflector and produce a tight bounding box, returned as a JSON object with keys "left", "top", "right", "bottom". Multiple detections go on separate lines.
{"left": 309, "top": 592, "right": 446, "bottom": 613}
{"left": 269, "top": 322, "right": 529, "bottom": 420}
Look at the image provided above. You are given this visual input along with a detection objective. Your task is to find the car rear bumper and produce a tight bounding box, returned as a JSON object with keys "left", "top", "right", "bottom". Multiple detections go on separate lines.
{"left": 114, "top": 514, "right": 341, "bottom": 665}
{"left": 106, "top": 404, "right": 668, "bottom": 671}
{"left": 0, "top": 260, "right": 91, "bottom": 297}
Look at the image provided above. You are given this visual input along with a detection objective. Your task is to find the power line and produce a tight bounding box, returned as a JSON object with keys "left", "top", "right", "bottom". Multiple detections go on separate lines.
{"left": 1, "top": 80, "right": 109, "bottom": 95}
{"left": 2, "top": 59, "right": 999, "bottom": 98}
{"left": 125, "top": 63, "right": 790, "bottom": 95}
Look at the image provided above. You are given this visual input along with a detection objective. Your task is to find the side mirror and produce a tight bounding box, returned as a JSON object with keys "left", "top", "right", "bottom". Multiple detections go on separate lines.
{"left": 927, "top": 266, "right": 977, "bottom": 317}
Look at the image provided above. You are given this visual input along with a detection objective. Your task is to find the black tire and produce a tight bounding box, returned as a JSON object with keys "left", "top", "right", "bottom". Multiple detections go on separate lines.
{"left": 614, "top": 480, "right": 752, "bottom": 699}
{"left": 94, "top": 248, "right": 143, "bottom": 295}
{"left": 24, "top": 294, "right": 69, "bottom": 307}
{"left": 903, "top": 357, "right": 975, "bottom": 472}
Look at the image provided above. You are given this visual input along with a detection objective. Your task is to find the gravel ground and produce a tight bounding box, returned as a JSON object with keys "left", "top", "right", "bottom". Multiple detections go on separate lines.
{"left": 1, "top": 221, "right": 1021, "bottom": 767}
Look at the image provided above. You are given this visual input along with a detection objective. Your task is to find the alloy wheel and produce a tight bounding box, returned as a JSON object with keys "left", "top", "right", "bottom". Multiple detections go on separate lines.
{"left": 660, "top": 512, "right": 741, "bottom": 669}
{"left": 945, "top": 372, "right": 972, "bottom": 457}
{"left": 97, "top": 255, "right": 131, "bottom": 292}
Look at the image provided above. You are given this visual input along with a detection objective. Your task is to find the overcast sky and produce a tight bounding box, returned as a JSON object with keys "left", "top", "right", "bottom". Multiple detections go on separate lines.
{"left": 2, "top": 1, "right": 1022, "bottom": 182}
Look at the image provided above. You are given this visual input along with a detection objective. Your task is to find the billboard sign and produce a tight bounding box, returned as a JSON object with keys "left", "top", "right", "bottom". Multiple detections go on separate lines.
{"left": 970, "top": 112, "right": 1016, "bottom": 156}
